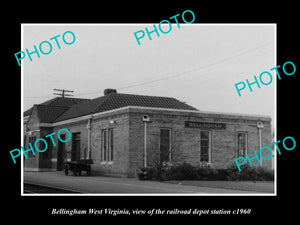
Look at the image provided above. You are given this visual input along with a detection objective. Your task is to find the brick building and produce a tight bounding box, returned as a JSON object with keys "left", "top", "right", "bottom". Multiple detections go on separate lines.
{"left": 23, "top": 89, "right": 273, "bottom": 177}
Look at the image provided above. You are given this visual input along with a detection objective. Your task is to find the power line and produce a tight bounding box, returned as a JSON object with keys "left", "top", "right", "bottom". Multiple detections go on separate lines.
{"left": 24, "top": 41, "right": 273, "bottom": 99}
{"left": 75, "top": 41, "right": 273, "bottom": 97}
{"left": 117, "top": 41, "right": 273, "bottom": 90}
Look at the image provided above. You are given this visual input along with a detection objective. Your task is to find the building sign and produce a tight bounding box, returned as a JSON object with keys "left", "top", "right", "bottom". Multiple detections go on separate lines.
{"left": 185, "top": 121, "right": 226, "bottom": 129}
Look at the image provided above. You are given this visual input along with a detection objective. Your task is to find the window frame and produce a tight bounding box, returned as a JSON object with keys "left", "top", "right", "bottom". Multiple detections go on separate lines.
{"left": 101, "top": 128, "right": 114, "bottom": 163}
{"left": 108, "top": 128, "right": 114, "bottom": 162}
{"left": 159, "top": 128, "right": 172, "bottom": 163}
{"left": 101, "top": 129, "right": 107, "bottom": 162}
{"left": 237, "top": 131, "right": 248, "bottom": 158}
{"left": 200, "top": 130, "right": 211, "bottom": 163}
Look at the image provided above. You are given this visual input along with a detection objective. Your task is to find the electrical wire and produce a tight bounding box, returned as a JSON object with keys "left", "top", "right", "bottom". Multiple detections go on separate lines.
{"left": 24, "top": 41, "right": 273, "bottom": 99}
{"left": 117, "top": 41, "right": 273, "bottom": 90}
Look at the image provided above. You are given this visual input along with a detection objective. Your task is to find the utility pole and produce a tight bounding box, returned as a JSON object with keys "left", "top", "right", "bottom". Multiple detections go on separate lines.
{"left": 53, "top": 89, "right": 74, "bottom": 98}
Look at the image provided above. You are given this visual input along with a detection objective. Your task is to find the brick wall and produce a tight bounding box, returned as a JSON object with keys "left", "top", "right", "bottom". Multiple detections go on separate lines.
{"left": 26, "top": 106, "right": 272, "bottom": 176}
{"left": 24, "top": 107, "right": 41, "bottom": 171}
{"left": 91, "top": 113, "right": 130, "bottom": 177}
{"left": 51, "top": 112, "right": 131, "bottom": 177}
{"left": 38, "top": 127, "right": 53, "bottom": 169}
{"left": 24, "top": 107, "right": 57, "bottom": 171}
{"left": 51, "top": 120, "right": 89, "bottom": 171}
{"left": 126, "top": 108, "right": 272, "bottom": 176}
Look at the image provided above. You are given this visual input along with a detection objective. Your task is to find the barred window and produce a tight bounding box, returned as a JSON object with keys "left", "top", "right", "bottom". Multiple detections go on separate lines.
{"left": 200, "top": 131, "right": 210, "bottom": 162}
{"left": 237, "top": 132, "right": 247, "bottom": 157}
{"left": 101, "top": 129, "right": 114, "bottom": 162}
{"left": 108, "top": 129, "right": 114, "bottom": 162}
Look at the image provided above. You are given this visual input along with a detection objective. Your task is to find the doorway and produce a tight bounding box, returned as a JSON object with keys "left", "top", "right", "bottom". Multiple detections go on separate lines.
{"left": 71, "top": 133, "right": 81, "bottom": 161}
{"left": 57, "top": 134, "right": 65, "bottom": 171}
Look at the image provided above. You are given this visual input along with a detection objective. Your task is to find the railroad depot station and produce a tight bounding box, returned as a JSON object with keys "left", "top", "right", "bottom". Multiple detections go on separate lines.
{"left": 23, "top": 89, "right": 273, "bottom": 177}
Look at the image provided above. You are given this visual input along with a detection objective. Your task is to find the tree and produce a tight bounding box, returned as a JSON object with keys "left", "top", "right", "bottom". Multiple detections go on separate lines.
{"left": 143, "top": 130, "right": 185, "bottom": 180}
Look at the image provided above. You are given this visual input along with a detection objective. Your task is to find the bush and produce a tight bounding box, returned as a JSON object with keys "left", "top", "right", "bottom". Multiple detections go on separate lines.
{"left": 215, "top": 169, "right": 230, "bottom": 180}
{"left": 166, "top": 162, "right": 197, "bottom": 180}
{"left": 137, "top": 163, "right": 274, "bottom": 181}
{"left": 136, "top": 167, "right": 156, "bottom": 180}
{"left": 226, "top": 164, "right": 274, "bottom": 181}
{"left": 256, "top": 166, "right": 274, "bottom": 181}
{"left": 196, "top": 167, "right": 212, "bottom": 180}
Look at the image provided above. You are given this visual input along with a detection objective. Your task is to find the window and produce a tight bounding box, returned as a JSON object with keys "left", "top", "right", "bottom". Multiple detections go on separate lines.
{"left": 101, "top": 130, "right": 107, "bottom": 162}
{"left": 160, "top": 129, "right": 171, "bottom": 163}
{"left": 101, "top": 129, "right": 114, "bottom": 162}
{"left": 108, "top": 129, "right": 114, "bottom": 162}
{"left": 27, "top": 136, "right": 36, "bottom": 158}
{"left": 200, "top": 131, "right": 210, "bottom": 162}
{"left": 237, "top": 132, "right": 247, "bottom": 157}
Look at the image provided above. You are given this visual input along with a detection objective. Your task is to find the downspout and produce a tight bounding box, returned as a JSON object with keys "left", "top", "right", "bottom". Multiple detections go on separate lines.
{"left": 87, "top": 116, "right": 92, "bottom": 159}
{"left": 144, "top": 121, "right": 147, "bottom": 168}
{"left": 257, "top": 121, "right": 264, "bottom": 166}
{"left": 259, "top": 127, "right": 262, "bottom": 166}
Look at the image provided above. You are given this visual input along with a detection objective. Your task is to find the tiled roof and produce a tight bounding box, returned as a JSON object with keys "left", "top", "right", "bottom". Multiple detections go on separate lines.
{"left": 25, "top": 93, "right": 198, "bottom": 123}
{"left": 54, "top": 93, "right": 198, "bottom": 122}
{"left": 94, "top": 93, "right": 198, "bottom": 113}
{"left": 24, "top": 97, "right": 90, "bottom": 122}
{"left": 24, "top": 107, "right": 33, "bottom": 117}
{"left": 39, "top": 97, "right": 89, "bottom": 107}
{"left": 54, "top": 95, "right": 109, "bottom": 122}
{"left": 35, "top": 105, "right": 70, "bottom": 123}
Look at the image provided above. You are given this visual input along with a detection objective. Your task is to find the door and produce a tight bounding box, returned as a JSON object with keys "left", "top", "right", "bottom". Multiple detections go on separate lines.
{"left": 57, "top": 134, "right": 65, "bottom": 170}
{"left": 71, "top": 133, "right": 81, "bottom": 161}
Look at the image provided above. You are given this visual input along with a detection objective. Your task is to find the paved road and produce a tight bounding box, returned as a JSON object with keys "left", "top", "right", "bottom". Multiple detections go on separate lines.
{"left": 23, "top": 171, "right": 255, "bottom": 194}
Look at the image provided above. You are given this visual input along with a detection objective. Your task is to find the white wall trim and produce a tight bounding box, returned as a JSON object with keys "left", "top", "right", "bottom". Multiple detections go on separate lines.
{"left": 38, "top": 106, "right": 200, "bottom": 127}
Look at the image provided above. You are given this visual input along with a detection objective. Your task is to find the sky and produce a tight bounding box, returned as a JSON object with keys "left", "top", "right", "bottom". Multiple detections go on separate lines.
{"left": 22, "top": 24, "right": 275, "bottom": 125}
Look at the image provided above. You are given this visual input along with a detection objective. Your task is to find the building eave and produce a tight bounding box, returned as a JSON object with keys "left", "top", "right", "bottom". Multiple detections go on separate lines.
{"left": 37, "top": 106, "right": 200, "bottom": 127}
{"left": 34, "top": 106, "right": 271, "bottom": 128}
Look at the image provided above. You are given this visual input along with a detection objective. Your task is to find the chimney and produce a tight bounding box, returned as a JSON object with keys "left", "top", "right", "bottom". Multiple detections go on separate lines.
{"left": 104, "top": 88, "right": 117, "bottom": 95}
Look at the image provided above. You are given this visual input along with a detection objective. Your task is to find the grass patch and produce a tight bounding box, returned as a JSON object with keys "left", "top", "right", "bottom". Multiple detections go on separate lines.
{"left": 164, "top": 180, "right": 274, "bottom": 193}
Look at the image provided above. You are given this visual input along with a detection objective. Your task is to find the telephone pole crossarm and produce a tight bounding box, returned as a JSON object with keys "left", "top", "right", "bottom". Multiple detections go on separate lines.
{"left": 53, "top": 89, "right": 74, "bottom": 98}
